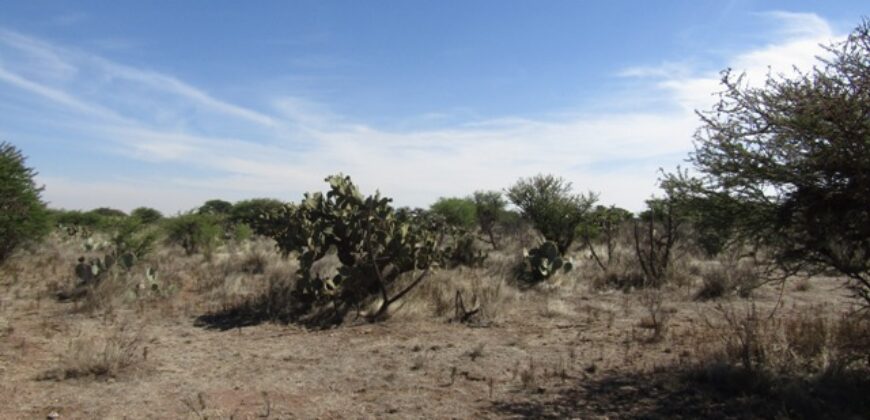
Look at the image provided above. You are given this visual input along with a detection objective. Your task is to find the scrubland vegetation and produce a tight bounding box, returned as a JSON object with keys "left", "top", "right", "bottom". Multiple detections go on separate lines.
{"left": 1, "top": 19, "right": 869, "bottom": 420}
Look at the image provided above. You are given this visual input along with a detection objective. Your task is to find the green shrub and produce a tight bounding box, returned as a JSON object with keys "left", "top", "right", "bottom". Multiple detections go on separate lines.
{"left": 50, "top": 209, "right": 104, "bottom": 229}
{"left": 130, "top": 207, "right": 163, "bottom": 224}
{"left": 107, "top": 217, "right": 157, "bottom": 262}
{"left": 506, "top": 174, "right": 597, "bottom": 255}
{"left": 198, "top": 199, "right": 233, "bottom": 216}
{"left": 430, "top": 197, "right": 477, "bottom": 230}
{"left": 496, "top": 209, "right": 525, "bottom": 236}
{"left": 472, "top": 190, "right": 506, "bottom": 248}
{"left": 579, "top": 205, "right": 633, "bottom": 272}
{"left": 0, "top": 142, "right": 50, "bottom": 264}
{"left": 90, "top": 207, "right": 127, "bottom": 218}
{"left": 230, "top": 198, "right": 285, "bottom": 236}
{"left": 164, "top": 213, "right": 222, "bottom": 256}
{"left": 632, "top": 180, "right": 692, "bottom": 288}
{"left": 231, "top": 222, "right": 253, "bottom": 242}
{"left": 52, "top": 208, "right": 127, "bottom": 231}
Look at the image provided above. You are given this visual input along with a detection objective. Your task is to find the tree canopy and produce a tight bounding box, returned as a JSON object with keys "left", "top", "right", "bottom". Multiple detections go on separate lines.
{"left": 506, "top": 174, "right": 597, "bottom": 255}
{"left": 0, "top": 142, "right": 50, "bottom": 263}
{"left": 682, "top": 19, "right": 870, "bottom": 306}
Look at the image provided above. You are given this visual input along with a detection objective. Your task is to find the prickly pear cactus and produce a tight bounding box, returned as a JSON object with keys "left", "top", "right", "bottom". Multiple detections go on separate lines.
{"left": 73, "top": 253, "right": 115, "bottom": 285}
{"left": 145, "top": 266, "right": 159, "bottom": 291}
{"left": 263, "top": 174, "right": 446, "bottom": 316}
{"left": 523, "top": 241, "right": 573, "bottom": 281}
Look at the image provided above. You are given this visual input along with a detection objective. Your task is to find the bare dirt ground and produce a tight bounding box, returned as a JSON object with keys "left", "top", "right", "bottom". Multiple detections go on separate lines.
{"left": 1, "top": 239, "right": 867, "bottom": 419}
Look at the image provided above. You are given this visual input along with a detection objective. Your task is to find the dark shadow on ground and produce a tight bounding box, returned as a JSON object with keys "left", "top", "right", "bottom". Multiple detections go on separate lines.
{"left": 490, "top": 363, "right": 870, "bottom": 419}
{"left": 193, "top": 302, "right": 282, "bottom": 331}
{"left": 193, "top": 285, "right": 351, "bottom": 331}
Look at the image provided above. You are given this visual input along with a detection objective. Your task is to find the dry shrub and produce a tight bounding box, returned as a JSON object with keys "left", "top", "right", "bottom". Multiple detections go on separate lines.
{"left": 584, "top": 231, "right": 701, "bottom": 291}
{"left": 238, "top": 251, "right": 269, "bottom": 274}
{"left": 793, "top": 277, "right": 812, "bottom": 292}
{"left": 518, "top": 359, "right": 539, "bottom": 390}
{"left": 667, "top": 258, "right": 696, "bottom": 291}
{"left": 687, "top": 260, "right": 704, "bottom": 277}
{"left": 783, "top": 308, "right": 828, "bottom": 368}
{"left": 404, "top": 266, "right": 516, "bottom": 322}
{"left": 695, "top": 257, "right": 759, "bottom": 301}
{"left": 700, "top": 302, "right": 870, "bottom": 375}
{"left": 689, "top": 303, "right": 870, "bottom": 418}
{"left": 588, "top": 250, "right": 646, "bottom": 291}
{"left": 703, "top": 301, "right": 775, "bottom": 373}
{"left": 827, "top": 312, "right": 870, "bottom": 371}
{"left": 538, "top": 297, "right": 574, "bottom": 318}
{"left": 73, "top": 272, "right": 129, "bottom": 314}
{"left": 252, "top": 270, "right": 298, "bottom": 321}
{"left": 637, "top": 289, "right": 672, "bottom": 341}
{"left": 4, "top": 237, "right": 77, "bottom": 300}
{"left": 212, "top": 264, "right": 298, "bottom": 322}
{"left": 40, "top": 322, "right": 144, "bottom": 380}
{"left": 695, "top": 264, "right": 731, "bottom": 301}
{"left": 484, "top": 249, "right": 522, "bottom": 282}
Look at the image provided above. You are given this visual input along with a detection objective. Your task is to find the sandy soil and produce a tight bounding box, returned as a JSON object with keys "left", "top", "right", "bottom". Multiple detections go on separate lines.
{"left": 1, "top": 258, "right": 861, "bottom": 420}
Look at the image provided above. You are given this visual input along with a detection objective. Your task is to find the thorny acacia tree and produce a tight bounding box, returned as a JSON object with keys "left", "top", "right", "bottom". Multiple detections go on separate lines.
{"left": 688, "top": 20, "right": 870, "bottom": 308}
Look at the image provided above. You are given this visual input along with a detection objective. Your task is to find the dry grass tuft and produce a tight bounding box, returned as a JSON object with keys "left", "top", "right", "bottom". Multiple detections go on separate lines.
{"left": 684, "top": 302, "right": 870, "bottom": 419}
{"left": 696, "top": 301, "right": 870, "bottom": 376}
{"left": 694, "top": 257, "right": 759, "bottom": 301}
{"left": 39, "top": 322, "right": 145, "bottom": 381}
{"left": 538, "top": 297, "right": 574, "bottom": 318}
{"left": 403, "top": 266, "right": 517, "bottom": 322}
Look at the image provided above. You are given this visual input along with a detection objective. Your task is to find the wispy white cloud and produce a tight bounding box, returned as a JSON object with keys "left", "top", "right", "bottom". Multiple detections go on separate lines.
{"left": 630, "top": 11, "right": 840, "bottom": 113}
{"left": 617, "top": 61, "right": 696, "bottom": 79}
{"left": 0, "top": 30, "right": 79, "bottom": 80}
{"left": 0, "top": 66, "right": 121, "bottom": 119}
{"left": 91, "top": 58, "right": 277, "bottom": 127}
{"left": 758, "top": 11, "right": 834, "bottom": 39}
{"left": 0, "top": 29, "right": 275, "bottom": 127}
{"left": 0, "top": 12, "right": 846, "bottom": 213}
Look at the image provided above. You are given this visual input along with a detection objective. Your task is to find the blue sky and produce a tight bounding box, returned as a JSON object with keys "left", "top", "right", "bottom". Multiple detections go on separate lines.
{"left": 0, "top": 1, "right": 865, "bottom": 213}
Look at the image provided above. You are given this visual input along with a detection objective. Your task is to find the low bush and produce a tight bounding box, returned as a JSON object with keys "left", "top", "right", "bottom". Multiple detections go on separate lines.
{"left": 430, "top": 197, "right": 477, "bottom": 230}
{"left": 164, "top": 213, "right": 222, "bottom": 257}
{"left": 507, "top": 174, "right": 597, "bottom": 255}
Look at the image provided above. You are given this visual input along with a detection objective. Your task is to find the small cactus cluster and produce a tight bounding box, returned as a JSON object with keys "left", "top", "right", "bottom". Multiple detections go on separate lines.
{"left": 523, "top": 241, "right": 573, "bottom": 281}
{"left": 144, "top": 266, "right": 160, "bottom": 291}
{"left": 74, "top": 251, "right": 138, "bottom": 285}
{"left": 133, "top": 266, "right": 174, "bottom": 298}
{"left": 82, "top": 237, "right": 110, "bottom": 252}
{"left": 72, "top": 221, "right": 153, "bottom": 285}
